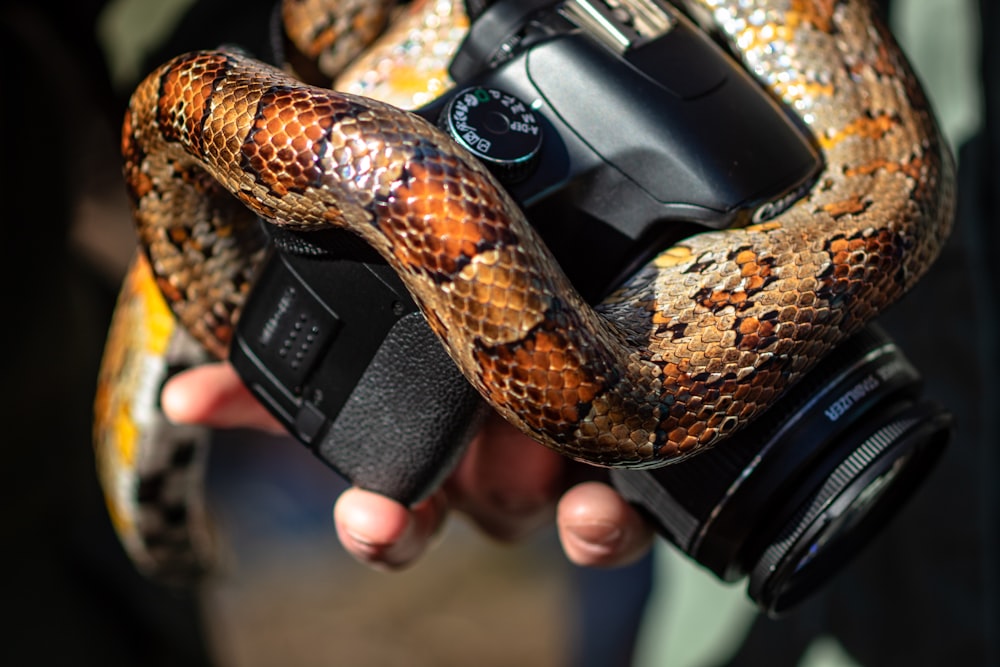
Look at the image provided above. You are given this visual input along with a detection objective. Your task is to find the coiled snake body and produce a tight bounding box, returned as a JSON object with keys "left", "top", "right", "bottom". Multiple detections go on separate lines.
{"left": 95, "top": 0, "right": 955, "bottom": 578}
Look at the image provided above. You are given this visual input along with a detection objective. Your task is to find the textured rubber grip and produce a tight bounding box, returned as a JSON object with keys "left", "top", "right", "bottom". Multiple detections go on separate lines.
{"left": 230, "top": 232, "right": 487, "bottom": 505}
{"left": 315, "top": 313, "right": 488, "bottom": 503}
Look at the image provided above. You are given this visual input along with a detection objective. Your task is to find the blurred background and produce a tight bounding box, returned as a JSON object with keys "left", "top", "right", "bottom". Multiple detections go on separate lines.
{"left": 1, "top": 0, "right": 996, "bottom": 665}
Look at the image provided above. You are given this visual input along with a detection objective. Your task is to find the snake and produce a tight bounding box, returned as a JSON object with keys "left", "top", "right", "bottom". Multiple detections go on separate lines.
{"left": 94, "top": 0, "right": 955, "bottom": 581}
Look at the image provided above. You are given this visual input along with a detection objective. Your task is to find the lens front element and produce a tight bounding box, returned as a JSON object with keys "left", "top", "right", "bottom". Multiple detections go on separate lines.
{"left": 610, "top": 324, "right": 953, "bottom": 616}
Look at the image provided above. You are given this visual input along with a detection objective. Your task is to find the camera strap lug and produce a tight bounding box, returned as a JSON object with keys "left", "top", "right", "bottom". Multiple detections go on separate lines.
{"left": 559, "top": 0, "right": 675, "bottom": 52}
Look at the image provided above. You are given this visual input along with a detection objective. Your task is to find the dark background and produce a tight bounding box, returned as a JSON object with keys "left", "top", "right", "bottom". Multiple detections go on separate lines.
{"left": 1, "top": 1, "right": 996, "bottom": 665}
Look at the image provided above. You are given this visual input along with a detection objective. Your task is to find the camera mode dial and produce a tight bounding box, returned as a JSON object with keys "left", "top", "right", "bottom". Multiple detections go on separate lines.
{"left": 441, "top": 87, "right": 542, "bottom": 183}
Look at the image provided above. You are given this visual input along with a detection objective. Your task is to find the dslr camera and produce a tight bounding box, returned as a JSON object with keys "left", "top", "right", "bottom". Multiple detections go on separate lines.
{"left": 230, "top": 0, "right": 952, "bottom": 614}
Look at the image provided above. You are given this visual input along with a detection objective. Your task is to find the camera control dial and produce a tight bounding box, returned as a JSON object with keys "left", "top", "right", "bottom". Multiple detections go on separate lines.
{"left": 441, "top": 87, "right": 542, "bottom": 183}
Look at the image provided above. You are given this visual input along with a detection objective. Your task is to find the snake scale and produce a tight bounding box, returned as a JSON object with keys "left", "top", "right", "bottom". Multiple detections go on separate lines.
{"left": 94, "top": 0, "right": 955, "bottom": 579}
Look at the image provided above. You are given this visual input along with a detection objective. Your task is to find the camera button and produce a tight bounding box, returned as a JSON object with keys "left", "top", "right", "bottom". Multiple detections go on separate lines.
{"left": 294, "top": 400, "right": 328, "bottom": 444}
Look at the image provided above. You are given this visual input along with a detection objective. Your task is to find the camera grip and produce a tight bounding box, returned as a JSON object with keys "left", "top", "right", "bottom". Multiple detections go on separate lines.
{"left": 230, "top": 240, "right": 487, "bottom": 505}
{"left": 315, "top": 313, "right": 487, "bottom": 503}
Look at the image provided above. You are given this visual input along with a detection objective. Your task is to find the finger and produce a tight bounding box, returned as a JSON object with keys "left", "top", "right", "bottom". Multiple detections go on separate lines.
{"left": 161, "top": 362, "right": 286, "bottom": 433}
{"left": 446, "top": 414, "right": 566, "bottom": 541}
{"left": 333, "top": 487, "right": 449, "bottom": 570}
{"left": 557, "top": 481, "right": 655, "bottom": 568}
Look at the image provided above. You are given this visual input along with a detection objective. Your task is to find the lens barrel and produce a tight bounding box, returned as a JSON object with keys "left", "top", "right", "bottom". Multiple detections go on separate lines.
{"left": 610, "top": 323, "right": 952, "bottom": 616}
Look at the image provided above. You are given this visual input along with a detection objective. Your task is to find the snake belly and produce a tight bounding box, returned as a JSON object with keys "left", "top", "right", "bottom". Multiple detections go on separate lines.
{"left": 95, "top": 0, "right": 955, "bottom": 579}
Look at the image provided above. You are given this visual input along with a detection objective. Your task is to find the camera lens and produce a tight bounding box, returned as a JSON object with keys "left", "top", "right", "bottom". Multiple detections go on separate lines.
{"left": 610, "top": 323, "right": 952, "bottom": 616}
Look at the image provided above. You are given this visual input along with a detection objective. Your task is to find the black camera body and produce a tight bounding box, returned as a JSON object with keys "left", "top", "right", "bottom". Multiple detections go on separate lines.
{"left": 231, "top": 0, "right": 819, "bottom": 500}
{"left": 230, "top": 0, "right": 951, "bottom": 613}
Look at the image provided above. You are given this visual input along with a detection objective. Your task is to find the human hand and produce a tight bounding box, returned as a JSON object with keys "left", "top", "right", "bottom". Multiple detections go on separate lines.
{"left": 162, "top": 362, "right": 654, "bottom": 570}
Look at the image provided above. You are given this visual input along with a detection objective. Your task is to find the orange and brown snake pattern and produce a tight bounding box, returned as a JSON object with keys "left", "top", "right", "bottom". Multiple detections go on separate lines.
{"left": 95, "top": 0, "right": 954, "bottom": 578}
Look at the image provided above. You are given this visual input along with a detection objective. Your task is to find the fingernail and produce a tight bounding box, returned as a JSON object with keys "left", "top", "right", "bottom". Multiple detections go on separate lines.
{"left": 342, "top": 526, "right": 420, "bottom": 572}
{"left": 343, "top": 529, "right": 384, "bottom": 549}
{"left": 343, "top": 531, "right": 402, "bottom": 570}
{"left": 565, "top": 521, "right": 623, "bottom": 553}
